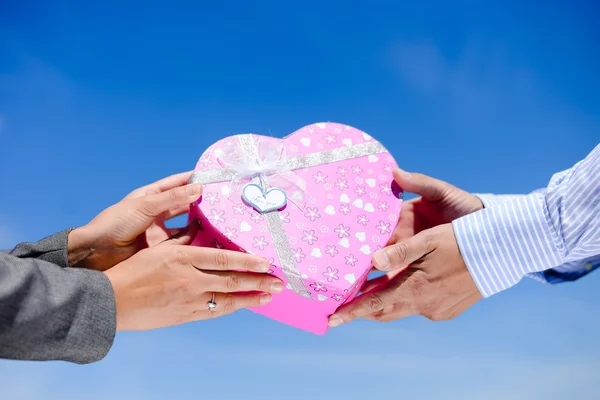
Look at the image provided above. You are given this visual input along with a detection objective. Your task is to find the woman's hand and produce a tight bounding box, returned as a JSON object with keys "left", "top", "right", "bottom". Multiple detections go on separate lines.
{"left": 68, "top": 172, "right": 201, "bottom": 271}
{"left": 105, "top": 224, "right": 284, "bottom": 331}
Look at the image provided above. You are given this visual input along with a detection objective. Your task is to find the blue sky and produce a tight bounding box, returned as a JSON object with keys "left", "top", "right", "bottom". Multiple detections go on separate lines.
{"left": 1, "top": 0, "right": 599, "bottom": 398}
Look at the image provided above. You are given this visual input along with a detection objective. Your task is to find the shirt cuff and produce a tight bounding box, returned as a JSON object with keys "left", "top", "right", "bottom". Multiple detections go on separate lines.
{"left": 474, "top": 194, "right": 525, "bottom": 209}
{"left": 452, "top": 193, "right": 564, "bottom": 297}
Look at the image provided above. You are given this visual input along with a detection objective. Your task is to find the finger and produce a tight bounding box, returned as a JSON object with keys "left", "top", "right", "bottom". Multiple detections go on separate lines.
{"left": 191, "top": 292, "right": 273, "bottom": 320}
{"left": 386, "top": 200, "right": 416, "bottom": 244}
{"left": 151, "top": 171, "right": 194, "bottom": 192}
{"left": 372, "top": 229, "right": 436, "bottom": 271}
{"left": 202, "top": 271, "right": 284, "bottom": 294}
{"left": 144, "top": 206, "right": 192, "bottom": 247}
{"left": 144, "top": 223, "right": 171, "bottom": 247}
{"left": 133, "top": 183, "right": 202, "bottom": 219}
{"left": 363, "top": 303, "right": 413, "bottom": 322}
{"left": 125, "top": 171, "right": 193, "bottom": 199}
{"left": 172, "top": 246, "right": 271, "bottom": 273}
{"left": 162, "top": 204, "right": 191, "bottom": 221}
{"left": 393, "top": 168, "right": 449, "bottom": 202}
{"left": 363, "top": 304, "right": 394, "bottom": 321}
{"left": 329, "top": 278, "right": 414, "bottom": 327}
{"left": 165, "top": 220, "right": 200, "bottom": 246}
{"left": 360, "top": 274, "right": 393, "bottom": 294}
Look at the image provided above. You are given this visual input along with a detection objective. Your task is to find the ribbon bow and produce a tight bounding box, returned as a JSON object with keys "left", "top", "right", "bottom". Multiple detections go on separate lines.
{"left": 216, "top": 135, "right": 307, "bottom": 211}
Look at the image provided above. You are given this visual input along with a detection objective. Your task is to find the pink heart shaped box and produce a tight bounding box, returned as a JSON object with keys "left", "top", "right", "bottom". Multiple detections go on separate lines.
{"left": 188, "top": 122, "right": 402, "bottom": 334}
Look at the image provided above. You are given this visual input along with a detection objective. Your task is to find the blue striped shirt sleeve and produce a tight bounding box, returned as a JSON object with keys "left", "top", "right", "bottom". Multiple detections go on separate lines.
{"left": 452, "top": 144, "right": 600, "bottom": 297}
{"left": 474, "top": 194, "right": 527, "bottom": 208}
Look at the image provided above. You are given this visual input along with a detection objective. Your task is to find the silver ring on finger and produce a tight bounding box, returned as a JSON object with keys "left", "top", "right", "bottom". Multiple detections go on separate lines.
{"left": 207, "top": 292, "right": 217, "bottom": 311}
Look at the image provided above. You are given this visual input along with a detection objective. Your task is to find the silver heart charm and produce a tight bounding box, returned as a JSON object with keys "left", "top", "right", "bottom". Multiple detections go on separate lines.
{"left": 242, "top": 183, "right": 287, "bottom": 213}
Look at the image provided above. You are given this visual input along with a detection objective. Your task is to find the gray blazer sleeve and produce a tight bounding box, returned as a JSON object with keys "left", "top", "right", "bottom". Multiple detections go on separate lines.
{"left": 0, "top": 232, "right": 117, "bottom": 364}
{"left": 6, "top": 229, "right": 71, "bottom": 268}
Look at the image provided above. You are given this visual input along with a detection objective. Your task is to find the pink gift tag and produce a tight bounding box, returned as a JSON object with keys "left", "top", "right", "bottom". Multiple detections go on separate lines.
{"left": 189, "top": 122, "right": 402, "bottom": 334}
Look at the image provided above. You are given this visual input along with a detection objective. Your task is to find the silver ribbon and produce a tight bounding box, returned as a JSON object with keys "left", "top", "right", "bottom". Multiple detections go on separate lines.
{"left": 190, "top": 140, "right": 387, "bottom": 186}
{"left": 190, "top": 134, "right": 388, "bottom": 299}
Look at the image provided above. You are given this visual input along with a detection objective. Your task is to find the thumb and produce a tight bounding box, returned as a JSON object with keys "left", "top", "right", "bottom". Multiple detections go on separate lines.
{"left": 372, "top": 229, "right": 436, "bottom": 271}
{"left": 393, "top": 168, "right": 449, "bottom": 202}
{"left": 134, "top": 183, "right": 203, "bottom": 220}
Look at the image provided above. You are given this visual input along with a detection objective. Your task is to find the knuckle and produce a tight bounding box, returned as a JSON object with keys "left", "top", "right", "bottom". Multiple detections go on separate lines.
{"left": 423, "top": 231, "right": 436, "bottom": 253}
{"left": 214, "top": 251, "right": 229, "bottom": 270}
{"left": 255, "top": 277, "right": 269, "bottom": 291}
{"left": 410, "top": 172, "right": 426, "bottom": 183}
{"left": 168, "top": 187, "right": 183, "bottom": 202}
{"left": 376, "top": 314, "right": 394, "bottom": 323}
{"left": 431, "top": 313, "right": 446, "bottom": 321}
{"left": 225, "top": 274, "right": 240, "bottom": 291}
{"left": 420, "top": 303, "right": 439, "bottom": 320}
{"left": 431, "top": 306, "right": 454, "bottom": 321}
{"left": 391, "top": 243, "right": 408, "bottom": 264}
{"left": 371, "top": 310, "right": 391, "bottom": 323}
{"left": 367, "top": 294, "right": 386, "bottom": 312}
{"left": 204, "top": 310, "right": 220, "bottom": 319}
{"left": 250, "top": 294, "right": 263, "bottom": 307}
{"left": 169, "top": 246, "right": 188, "bottom": 267}
{"left": 222, "top": 294, "right": 236, "bottom": 311}
{"left": 438, "top": 184, "right": 453, "bottom": 202}
{"left": 242, "top": 257, "right": 253, "bottom": 272}
{"left": 406, "top": 273, "right": 428, "bottom": 298}
{"left": 173, "top": 280, "right": 191, "bottom": 301}
{"left": 137, "top": 198, "right": 159, "bottom": 217}
{"left": 347, "top": 310, "right": 360, "bottom": 322}
{"left": 424, "top": 313, "right": 441, "bottom": 321}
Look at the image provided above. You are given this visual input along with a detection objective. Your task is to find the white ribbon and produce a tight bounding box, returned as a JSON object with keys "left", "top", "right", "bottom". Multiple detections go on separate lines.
{"left": 218, "top": 135, "right": 306, "bottom": 210}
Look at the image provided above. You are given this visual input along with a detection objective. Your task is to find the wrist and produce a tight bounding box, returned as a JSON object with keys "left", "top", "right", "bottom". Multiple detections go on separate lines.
{"left": 469, "top": 194, "right": 484, "bottom": 211}
{"left": 67, "top": 226, "right": 94, "bottom": 268}
{"left": 452, "top": 193, "right": 563, "bottom": 297}
{"left": 104, "top": 268, "right": 126, "bottom": 332}
{"left": 473, "top": 194, "right": 524, "bottom": 209}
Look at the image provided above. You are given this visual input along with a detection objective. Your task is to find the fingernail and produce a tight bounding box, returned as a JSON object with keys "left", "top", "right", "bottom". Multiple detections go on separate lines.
{"left": 186, "top": 183, "right": 202, "bottom": 197}
{"left": 270, "top": 281, "right": 284, "bottom": 293}
{"left": 396, "top": 168, "right": 411, "bottom": 179}
{"left": 328, "top": 316, "right": 343, "bottom": 328}
{"left": 260, "top": 293, "right": 272, "bottom": 305}
{"left": 373, "top": 250, "right": 391, "bottom": 269}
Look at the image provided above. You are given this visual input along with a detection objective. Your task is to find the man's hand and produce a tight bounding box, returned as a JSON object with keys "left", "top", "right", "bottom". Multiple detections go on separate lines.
{"left": 68, "top": 172, "right": 201, "bottom": 271}
{"left": 389, "top": 168, "right": 483, "bottom": 242}
{"left": 343, "top": 168, "right": 484, "bottom": 322}
{"left": 328, "top": 224, "right": 482, "bottom": 326}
